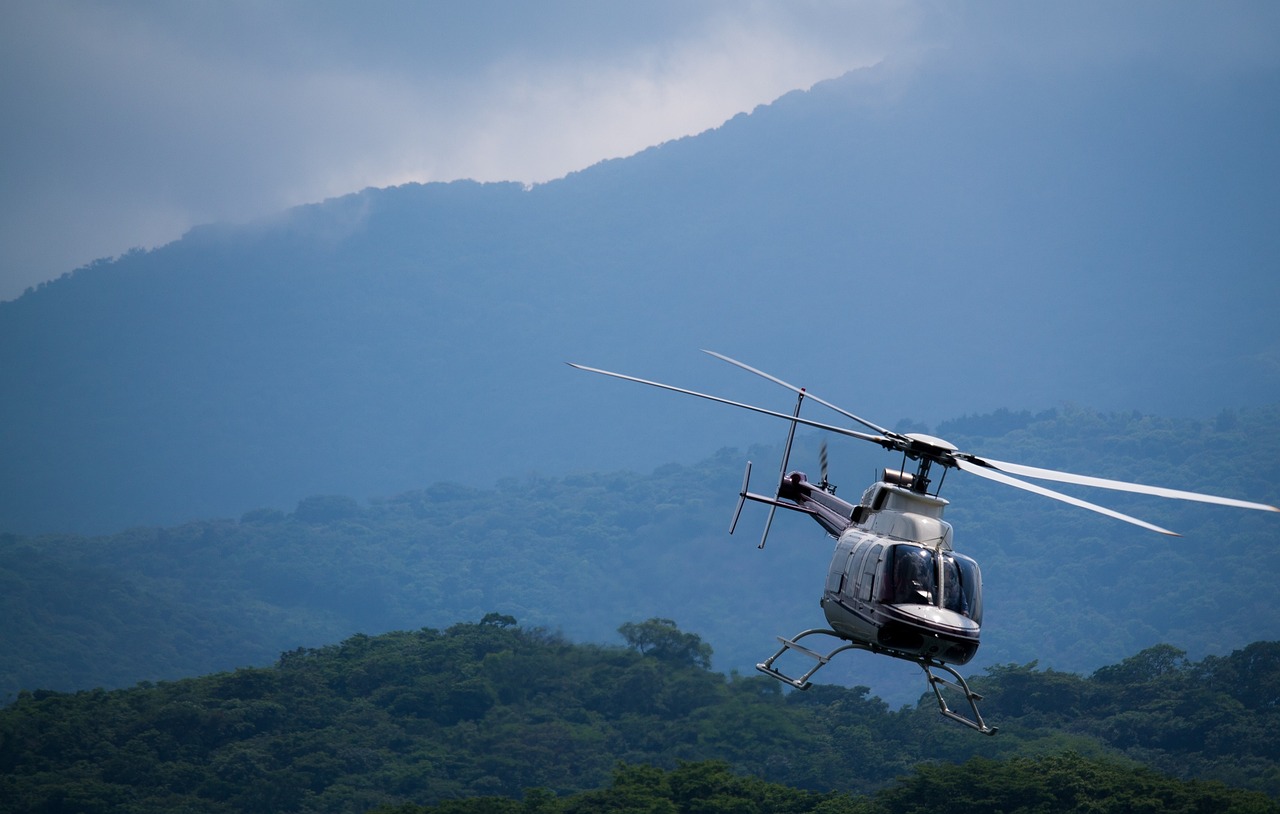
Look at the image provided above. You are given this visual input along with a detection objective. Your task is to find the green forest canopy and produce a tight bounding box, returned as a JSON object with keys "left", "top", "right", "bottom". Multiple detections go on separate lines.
{"left": 374, "top": 757, "right": 1278, "bottom": 814}
{"left": 2, "top": 618, "right": 1278, "bottom": 813}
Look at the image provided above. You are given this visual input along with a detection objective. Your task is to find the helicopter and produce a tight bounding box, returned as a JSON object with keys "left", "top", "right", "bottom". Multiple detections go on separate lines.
{"left": 569, "top": 351, "right": 1279, "bottom": 734}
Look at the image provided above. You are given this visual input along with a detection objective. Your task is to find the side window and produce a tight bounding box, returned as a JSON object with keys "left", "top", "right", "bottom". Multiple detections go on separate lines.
{"left": 954, "top": 555, "right": 983, "bottom": 624}
{"left": 844, "top": 542, "right": 871, "bottom": 597}
{"left": 826, "top": 541, "right": 853, "bottom": 593}
{"left": 858, "top": 544, "right": 883, "bottom": 601}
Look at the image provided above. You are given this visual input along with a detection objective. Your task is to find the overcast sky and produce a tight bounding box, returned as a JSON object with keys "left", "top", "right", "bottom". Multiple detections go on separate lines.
{"left": 2, "top": 1, "right": 1277, "bottom": 301}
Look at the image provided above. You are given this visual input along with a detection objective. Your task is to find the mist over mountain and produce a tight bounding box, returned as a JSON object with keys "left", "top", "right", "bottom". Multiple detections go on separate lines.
{"left": 2, "top": 50, "right": 1278, "bottom": 534}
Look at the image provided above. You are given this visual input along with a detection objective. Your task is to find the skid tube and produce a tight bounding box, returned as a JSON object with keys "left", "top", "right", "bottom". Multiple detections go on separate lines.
{"left": 755, "top": 628, "right": 998, "bottom": 735}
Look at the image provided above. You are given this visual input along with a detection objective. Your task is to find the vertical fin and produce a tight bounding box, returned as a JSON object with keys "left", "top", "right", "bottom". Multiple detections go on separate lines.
{"left": 757, "top": 503, "right": 777, "bottom": 550}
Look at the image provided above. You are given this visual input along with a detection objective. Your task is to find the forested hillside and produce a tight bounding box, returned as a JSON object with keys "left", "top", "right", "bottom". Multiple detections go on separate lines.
{"left": 2, "top": 47, "right": 1277, "bottom": 535}
{"left": 3, "top": 405, "right": 1278, "bottom": 707}
{"left": 375, "top": 757, "right": 1276, "bottom": 814}
{"left": 3, "top": 619, "right": 1277, "bottom": 813}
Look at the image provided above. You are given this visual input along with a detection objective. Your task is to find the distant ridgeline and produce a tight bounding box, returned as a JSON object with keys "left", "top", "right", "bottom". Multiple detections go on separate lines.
{"left": 2, "top": 404, "right": 1280, "bottom": 710}
{"left": 1, "top": 619, "right": 1277, "bottom": 813}
{"left": 2, "top": 401, "right": 1280, "bottom": 711}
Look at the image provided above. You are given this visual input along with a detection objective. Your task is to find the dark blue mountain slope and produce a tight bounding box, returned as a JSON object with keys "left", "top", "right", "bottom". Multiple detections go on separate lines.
{"left": 1, "top": 50, "right": 1277, "bottom": 534}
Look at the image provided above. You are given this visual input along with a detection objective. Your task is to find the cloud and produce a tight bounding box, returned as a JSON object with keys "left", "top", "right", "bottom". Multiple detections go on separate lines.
{"left": 0, "top": 1, "right": 928, "bottom": 300}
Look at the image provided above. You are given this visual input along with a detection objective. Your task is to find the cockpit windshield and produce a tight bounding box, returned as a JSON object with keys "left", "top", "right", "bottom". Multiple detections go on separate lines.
{"left": 883, "top": 545, "right": 983, "bottom": 624}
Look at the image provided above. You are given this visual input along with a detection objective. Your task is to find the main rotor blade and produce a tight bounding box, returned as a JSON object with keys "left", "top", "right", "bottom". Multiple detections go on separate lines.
{"left": 567, "top": 363, "right": 894, "bottom": 448}
{"left": 955, "top": 458, "right": 1180, "bottom": 536}
{"left": 701, "top": 350, "right": 896, "bottom": 437}
{"left": 969, "top": 456, "right": 1280, "bottom": 514}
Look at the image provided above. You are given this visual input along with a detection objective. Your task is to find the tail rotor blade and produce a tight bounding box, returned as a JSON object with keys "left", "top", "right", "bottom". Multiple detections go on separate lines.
{"left": 730, "top": 461, "right": 753, "bottom": 535}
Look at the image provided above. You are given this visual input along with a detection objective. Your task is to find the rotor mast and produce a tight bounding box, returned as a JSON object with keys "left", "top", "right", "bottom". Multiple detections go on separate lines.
{"left": 898, "top": 433, "right": 960, "bottom": 496}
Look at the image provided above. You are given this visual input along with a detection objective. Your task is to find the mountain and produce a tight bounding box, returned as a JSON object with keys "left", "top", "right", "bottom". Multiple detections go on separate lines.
{"left": 2, "top": 49, "right": 1279, "bottom": 534}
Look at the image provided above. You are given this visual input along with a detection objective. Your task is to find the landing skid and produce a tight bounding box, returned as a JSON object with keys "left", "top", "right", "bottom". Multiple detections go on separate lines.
{"left": 755, "top": 628, "right": 998, "bottom": 735}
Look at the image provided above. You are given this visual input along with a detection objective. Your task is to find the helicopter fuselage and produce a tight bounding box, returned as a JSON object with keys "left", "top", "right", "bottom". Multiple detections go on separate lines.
{"left": 781, "top": 472, "right": 984, "bottom": 666}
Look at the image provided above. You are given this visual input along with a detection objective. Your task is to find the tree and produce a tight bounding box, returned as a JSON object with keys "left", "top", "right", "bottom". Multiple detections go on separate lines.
{"left": 618, "top": 619, "right": 713, "bottom": 669}
{"left": 481, "top": 613, "right": 518, "bottom": 628}
{"left": 1092, "top": 644, "right": 1188, "bottom": 685}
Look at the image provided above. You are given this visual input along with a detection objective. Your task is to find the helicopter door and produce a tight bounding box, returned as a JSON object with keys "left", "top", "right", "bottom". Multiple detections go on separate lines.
{"left": 843, "top": 541, "right": 878, "bottom": 600}
{"left": 857, "top": 544, "right": 885, "bottom": 601}
{"left": 826, "top": 541, "right": 854, "bottom": 593}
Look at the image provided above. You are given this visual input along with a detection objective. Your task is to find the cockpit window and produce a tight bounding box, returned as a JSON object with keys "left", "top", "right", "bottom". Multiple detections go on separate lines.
{"left": 889, "top": 547, "right": 936, "bottom": 605}
{"left": 883, "top": 544, "right": 982, "bottom": 623}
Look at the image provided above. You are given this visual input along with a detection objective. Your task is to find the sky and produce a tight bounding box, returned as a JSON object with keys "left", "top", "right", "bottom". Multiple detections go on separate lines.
{"left": 2, "top": 1, "right": 1277, "bottom": 302}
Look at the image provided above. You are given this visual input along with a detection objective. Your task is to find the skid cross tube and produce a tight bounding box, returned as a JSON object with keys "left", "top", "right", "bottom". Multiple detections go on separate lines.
{"left": 756, "top": 629, "right": 861, "bottom": 690}
{"left": 755, "top": 628, "right": 997, "bottom": 735}
{"left": 920, "top": 660, "right": 998, "bottom": 735}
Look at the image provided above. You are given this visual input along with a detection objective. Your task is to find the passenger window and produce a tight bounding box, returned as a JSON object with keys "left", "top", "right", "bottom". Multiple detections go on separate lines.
{"left": 826, "top": 542, "right": 853, "bottom": 592}
{"left": 847, "top": 543, "right": 871, "bottom": 590}
{"left": 858, "top": 544, "right": 883, "bottom": 600}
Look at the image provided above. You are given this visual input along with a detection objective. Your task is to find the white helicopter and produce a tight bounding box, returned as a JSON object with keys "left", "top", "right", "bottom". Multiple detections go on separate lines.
{"left": 569, "top": 351, "right": 1279, "bottom": 734}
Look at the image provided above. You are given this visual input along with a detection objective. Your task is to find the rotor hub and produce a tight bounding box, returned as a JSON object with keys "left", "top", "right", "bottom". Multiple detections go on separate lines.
{"left": 903, "top": 433, "right": 958, "bottom": 459}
